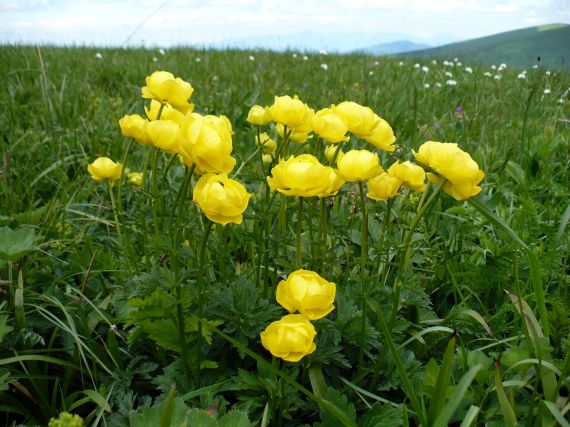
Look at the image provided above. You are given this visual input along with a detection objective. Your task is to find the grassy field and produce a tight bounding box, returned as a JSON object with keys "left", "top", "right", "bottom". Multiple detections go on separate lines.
{"left": 405, "top": 23, "right": 570, "bottom": 71}
{"left": 1, "top": 45, "right": 569, "bottom": 426}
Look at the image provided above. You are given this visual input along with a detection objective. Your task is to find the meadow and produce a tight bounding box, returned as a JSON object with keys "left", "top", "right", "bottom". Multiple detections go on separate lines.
{"left": 0, "top": 45, "right": 569, "bottom": 426}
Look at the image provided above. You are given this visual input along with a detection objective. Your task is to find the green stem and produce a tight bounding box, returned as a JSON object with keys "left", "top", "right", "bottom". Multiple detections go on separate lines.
{"left": 196, "top": 219, "right": 214, "bottom": 387}
{"left": 389, "top": 180, "right": 445, "bottom": 326}
{"left": 357, "top": 181, "right": 368, "bottom": 367}
{"left": 331, "top": 141, "right": 344, "bottom": 165}
{"left": 233, "top": 147, "right": 260, "bottom": 178}
{"left": 375, "top": 197, "right": 393, "bottom": 277}
{"left": 171, "top": 164, "right": 196, "bottom": 240}
{"left": 107, "top": 182, "right": 123, "bottom": 246}
{"left": 151, "top": 147, "right": 161, "bottom": 240}
{"left": 319, "top": 198, "right": 327, "bottom": 271}
{"left": 116, "top": 139, "right": 133, "bottom": 218}
{"left": 176, "top": 284, "right": 191, "bottom": 382}
{"left": 282, "top": 125, "right": 291, "bottom": 158}
{"left": 296, "top": 197, "right": 304, "bottom": 269}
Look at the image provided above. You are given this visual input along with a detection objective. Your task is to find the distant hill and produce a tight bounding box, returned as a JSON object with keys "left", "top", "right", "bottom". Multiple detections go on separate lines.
{"left": 362, "top": 40, "right": 431, "bottom": 55}
{"left": 401, "top": 23, "right": 570, "bottom": 70}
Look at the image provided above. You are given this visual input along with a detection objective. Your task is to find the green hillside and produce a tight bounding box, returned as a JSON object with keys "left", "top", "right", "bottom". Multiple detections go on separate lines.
{"left": 404, "top": 23, "right": 570, "bottom": 70}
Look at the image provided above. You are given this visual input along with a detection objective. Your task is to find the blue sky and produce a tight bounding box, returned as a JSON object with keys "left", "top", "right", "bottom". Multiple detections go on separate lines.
{"left": 1, "top": 0, "right": 569, "bottom": 50}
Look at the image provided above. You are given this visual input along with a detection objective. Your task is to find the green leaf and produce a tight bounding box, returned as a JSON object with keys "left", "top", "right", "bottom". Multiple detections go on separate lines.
{"left": 428, "top": 334, "right": 456, "bottom": 424}
{"left": 542, "top": 400, "right": 570, "bottom": 427}
{"left": 0, "top": 226, "right": 37, "bottom": 262}
{"left": 432, "top": 364, "right": 482, "bottom": 427}
{"left": 494, "top": 360, "right": 517, "bottom": 427}
{"left": 505, "top": 160, "right": 526, "bottom": 185}
{"left": 0, "top": 315, "right": 13, "bottom": 343}
{"left": 459, "top": 405, "right": 480, "bottom": 427}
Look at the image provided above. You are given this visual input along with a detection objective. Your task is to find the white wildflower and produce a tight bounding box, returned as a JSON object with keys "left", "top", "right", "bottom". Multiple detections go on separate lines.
{"left": 424, "top": 83, "right": 430, "bottom": 88}
{"left": 319, "top": 49, "right": 328, "bottom": 55}
{"left": 292, "top": 53, "right": 298, "bottom": 58}
{"left": 494, "top": 74, "right": 501, "bottom": 80}
{"left": 544, "top": 88, "right": 551, "bottom": 94}
{"left": 369, "top": 70, "right": 374, "bottom": 76}
{"left": 152, "top": 57, "right": 158, "bottom": 62}
{"left": 320, "top": 63, "right": 328, "bottom": 71}
{"left": 445, "top": 79, "right": 457, "bottom": 86}
{"left": 303, "top": 55, "right": 309, "bottom": 60}
{"left": 465, "top": 67, "right": 473, "bottom": 73}
{"left": 533, "top": 65, "right": 538, "bottom": 69}
{"left": 483, "top": 72, "right": 492, "bottom": 77}
{"left": 545, "top": 70, "right": 551, "bottom": 76}
{"left": 414, "top": 63, "right": 420, "bottom": 69}
{"left": 453, "top": 57, "right": 459, "bottom": 62}
{"left": 95, "top": 52, "right": 103, "bottom": 59}
{"left": 249, "top": 55, "right": 255, "bottom": 61}
{"left": 457, "top": 62, "right": 462, "bottom": 66}
{"left": 445, "top": 71, "right": 453, "bottom": 77}
{"left": 159, "top": 48, "right": 166, "bottom": 55}
{"left": 431, "top": 59, "right": 438, "bottom": 65}
{"left": 491, "top": 65, "right": 497, "bottom": 70}
{"left": 422, "top": 66, "right": 429, "bottom": 73}
{"left": 435, "top": 82, "right": 442, "bottom": 87}
{"left": 517, "top": 73, "right": 526, "bottom": 79}
{"left": 398, "top": 61, "right": 404, "bottom": 66}
{"left": 374, "top": 61, "right": 379, "bottom": 66}
{"left": 195, "top": 57, "right": 201, "bottom": 62}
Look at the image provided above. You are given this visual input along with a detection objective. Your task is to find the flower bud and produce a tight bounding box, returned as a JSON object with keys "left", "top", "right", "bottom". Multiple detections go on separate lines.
{"left": 260, "top": 314, "right": 317, "bottom": 362}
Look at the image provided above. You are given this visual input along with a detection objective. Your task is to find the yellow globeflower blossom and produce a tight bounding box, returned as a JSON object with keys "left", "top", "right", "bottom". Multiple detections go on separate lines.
{"left": 179, "top": 116, "right": 236, "bottom": 174}
{"left": 311, "top": 108, "right": 349, "bottom": 143}
{"left": 413, "top": 141, "right": 485, "bottom": 200}
{"left": 260, "top": 314, "right": 317, "bottom": 362}
{"left": 146, "top": 120, "right": 181, "bottom": 153}
{"left": 336, "top": 149, "right": 383, "bottom": 182}
{"left": 387, "top": 161, "right": 426, "bottom": 191}
{"left": 367, "top": 172, "right": 403, "bottom": 201}
{"left": 144, "top": 99, "right": 190, "bottom": 124}
{"left": 247, "top": 105, "right": 271, "bottom": 125}
{"left": 141, "top": 71, "right": 194, "bottom": 111}
{"left": 267, "top": 95, "right": 314, "bottom": 132}
{"left": 192, "top": 174, "right": 251, "bottom": 225}
{"left": 362, "top": 116, "right": 397, "bottom": 152}
{"left": 324, "top": 144, "right": 344, "bottom": 163}
{"left": 267, "top": 154, "right": 344, "bottom": 197}
{"left": 276, "top": 123, "right": 311, "bottom": 144}
{"left": 119, "top": 114, "right": 152, "bottom": 146}
{"left": 276, "top": 270, "right": 336, "bottom": 320}
{"left": 127, "top": 172, "right": 143, "bottom": 186}
{"left": 255, "top": 132, "right": 277, "bottom": 154}
{"left": 332, "top": 101, "right": 379, "bottom": 137}
{"left": 87, "top": 157, "right": 122, "bottom": 183}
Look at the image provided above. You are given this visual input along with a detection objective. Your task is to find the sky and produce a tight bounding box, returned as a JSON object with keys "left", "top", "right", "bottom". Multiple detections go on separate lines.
{"left": 1, "top": 0, "right": 569, "bottom": 51}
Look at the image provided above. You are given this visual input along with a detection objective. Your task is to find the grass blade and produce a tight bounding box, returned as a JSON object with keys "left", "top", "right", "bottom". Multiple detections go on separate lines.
{"left": 494, "top": 358, "right": 517, "bottom": 427}
{"left": 428, "top": 334, "right": 456, "bottom": 424}
{"left": 459, "top": 405, "right": 480, "bottom": 427}
{"left": 542, "top": 401, "right": 570, "bottom": 427}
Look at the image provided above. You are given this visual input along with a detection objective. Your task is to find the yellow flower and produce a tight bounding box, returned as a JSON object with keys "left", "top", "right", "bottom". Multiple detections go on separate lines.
{"left": 247, "top": 104, "right": 271, "bottom": 125}
{"left": 324, "top": 144, "right": 344, "bottom": 163}
{"left": 362, "top": 116, "right": 397, "bottom": 152}
{"left": 367, "top": 172, "right": 403, "bottom": 201}
{"left": 336, "top": 149, "right": 383, "bottom": 182}
{"left": 204, "top": 114, "right": 233, "bottom": 135}
{"left": 267, "top": 95, "right": 314, "bottom": 132}
{"left": 311, "top": 108, "right": 349, "bottom": 143}
{"left": 119, "top": 114, "right": 152, "bottom": 146}
{"left": 255, "top": 132, "right": 277, "bottom": 154}
{"left": 192, "top": 174, "right": 251, "bottom": 225}
{"left": 267, "top": 154, "right": 344, "bottom": 197}
{"left": 276, "top": 270, "right": 336, "bottom": 320}
{"left": 262, "top": 153, "right": 273, "bottom": 164}
{"left": 413, "top": 141, "right": 485, "bottom": 200}
{"left": 127, "top": 172, "right": 143, "bottom": 186}
{"left": 146, "top": 120, "right": 181, "bottom": 153}
{"left": 141, "top": 71, "right": 194, "bottom": 110}
{"left": 180, "top": 116, "right": 236, "bottom": 174}
{"left": 87, "top": 157, "right": 122, "bottom": 183}
{"left": 260, "top": 314, "right": 317, "bottom": 362}
{"left": 387, "top": 161, "right": 426, "bottom": 191}
{"left": 276, "top": 123, "right": 311, "bottom": 144}
{"left": 332, "top": 101, "right": 379, "bottom": 137}
{"left": 144, "top": 99, "right": 190, "bottom": 124}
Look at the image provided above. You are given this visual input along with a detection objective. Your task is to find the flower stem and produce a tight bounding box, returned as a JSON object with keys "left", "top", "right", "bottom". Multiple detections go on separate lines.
{"left": 196, "top": 219, "right": 213, "bottom": 387}
{"left": 357, "top": 181, "right": 368, "bottom": 367}
{"left": 319, "top": 198, "right": 327, "bottom": 271}
{"left": 107, "top": 182, "right": 123, "bottom": 246}
{"left": 389, "top": 180, "right": 445, "bottom": 326}
{"left": 296, "top": 196, "right": 304, "bottom": 269}
{"left": 151, "top": 147, "right": 161, "bottom": 240}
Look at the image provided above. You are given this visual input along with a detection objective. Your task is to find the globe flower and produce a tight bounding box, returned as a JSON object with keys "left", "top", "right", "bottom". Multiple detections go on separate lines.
{"left": 332, "top": 101, "right": 380, "bottom": 136}
{"left": 336, "top": 149, "right": 383, "bottom": 182}
{"left": 324, "top": 144, "right": 344, "bottom": 163}
{"left": 362, "top": 116, "right": 397, "bottom": 152}
{"left": 267, "top": 154, "right": 344, "bottom": 197}
{"left": 260, "top": 314, "right": 317, "bottom": 362}
{"left": 141, "top": 71, "right": 194, "bottom": 111}
{"left": 413, "top": 141, "right": 485, "bottom": 200}
{"left": 204, "top": 114, "right": 233, "bottom": 135}
{"left": 127, "top": 172, "right": 143, "bottom": 186}
{"left": 119, "top": 114, "right": 152, "bottom": 146}
{"left": 144, "top": 99, "right": 190, "bottom": 124}
{"left": 276, "top": 270, "right": 336, "bottom": 320}
{"left": 276, "top": 123, "right": 311, "bottom": 144}
{"left": 87, "top": 157, "right": 122, "bottom": 183}
{"left": 267, "top": 95, "right": 314, "bottom": 132}
{"left": 179, "top": 116, "right": 236, "bottom": 174}
{"left": 193, "top": 174, "right": 251, "bottom": 225}
{"left": 387, "top": 161, "right": 426, "bottom": 191}
{"left": 247, "top": 105, "right": 271, "bottom": 125}
{"left": 146, "top": 120, "right": 181, "bottom": 153}
{"left": 367, "top": 172, "right": 403, "bottom": 201}
{"left": 255, "top": 132, "right": 277, "bottom": 154}
{"left": 311, "top": 108, "right": 349, "bottom": 143}
{"left": 262, "top": 153, "right": 273, "bottom": 164}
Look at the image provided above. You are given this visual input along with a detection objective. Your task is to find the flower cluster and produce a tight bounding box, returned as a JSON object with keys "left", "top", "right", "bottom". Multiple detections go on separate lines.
{"left": 260, "top": 270, "right": 336, "bottom": 362}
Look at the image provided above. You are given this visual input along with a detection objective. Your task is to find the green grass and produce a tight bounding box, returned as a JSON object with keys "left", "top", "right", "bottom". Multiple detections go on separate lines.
{"left": 0, "top": 45, "right": 569, "bottom": 426}
{"left": 404, "top": 23, "right": 570, "bottom": 70}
